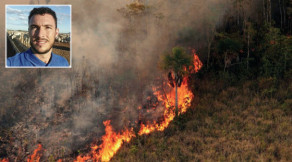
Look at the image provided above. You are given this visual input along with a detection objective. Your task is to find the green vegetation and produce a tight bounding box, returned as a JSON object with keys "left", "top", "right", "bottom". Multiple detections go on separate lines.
{"left": 112, "top": 78, "right": 292, "bottom": 161}
{"left": 1, "top": 0, "right": 291, "bottom": 161}
{"left": 111, "top": 0, "right": 292, "bottom": 161}
{"left": 160, "top": 47, "right": 192, "bottom": 76}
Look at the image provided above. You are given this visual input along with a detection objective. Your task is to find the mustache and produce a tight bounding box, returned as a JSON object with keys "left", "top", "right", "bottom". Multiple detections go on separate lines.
{"left": 34, "top": 38, "right": 49, "bottom": 41}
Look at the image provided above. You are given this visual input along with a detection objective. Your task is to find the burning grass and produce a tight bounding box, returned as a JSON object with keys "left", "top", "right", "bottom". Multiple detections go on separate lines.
{"left": 2, "top": 46, "right": 290, "bottom": 161}
{"left": 27, "top": 144, "right": 42, "bottom": 162}
{"left": 111, "top": 78, "right": 292, "bottom": 161}
{"left": 72, "top": 51, "right": 203, "bottom": 161}
{"left": 75, "top": 120, "right": 135, "bottom": 161}
{"left": 0, "top": 50, "right": 202, "bottom": 162}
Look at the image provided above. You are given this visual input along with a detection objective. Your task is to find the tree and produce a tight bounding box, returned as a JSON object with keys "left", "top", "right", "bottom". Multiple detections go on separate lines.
{"left": 217, "top": 35, "right": 241, "bottom": 72}
{"left": 245, "top": 21, "right": 256, "bottom": 70}
{"left": 259, "top": 27, "right": 291, "bottom": 77}
{"left": 160, "top": 46, "right": 192, "bottom": 116}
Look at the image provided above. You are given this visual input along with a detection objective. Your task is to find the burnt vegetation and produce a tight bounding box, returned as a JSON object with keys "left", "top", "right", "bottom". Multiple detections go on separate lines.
{"left": 1, "top": 0, "right": 292, "bottom": 161}
{"left": 113, "top": 0, "right": 292, "bottom": 161}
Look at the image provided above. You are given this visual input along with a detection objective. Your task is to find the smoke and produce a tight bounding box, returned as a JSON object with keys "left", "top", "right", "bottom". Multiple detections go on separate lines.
{"left": 0, "top": 0, "right": 231, "bottom": 160}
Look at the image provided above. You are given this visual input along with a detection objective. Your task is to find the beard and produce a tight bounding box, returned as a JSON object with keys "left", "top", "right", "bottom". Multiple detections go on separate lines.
{"left": 30, "top": 38, "right": 55, "bottom": 54}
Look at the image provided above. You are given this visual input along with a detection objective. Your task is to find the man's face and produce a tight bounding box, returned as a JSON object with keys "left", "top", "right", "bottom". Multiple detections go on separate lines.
{"left": 29, "top": 13, "right": 59, "bottom": 54}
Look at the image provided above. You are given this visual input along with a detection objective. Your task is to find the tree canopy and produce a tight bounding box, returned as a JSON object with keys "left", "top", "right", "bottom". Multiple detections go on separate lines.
{"left": 161, "top": 46, "right": 193, "bottom": 76}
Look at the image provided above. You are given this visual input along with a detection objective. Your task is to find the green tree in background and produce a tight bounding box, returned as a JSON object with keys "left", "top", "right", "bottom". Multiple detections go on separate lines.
{"left": 217, "top": 34, "right": 241, "bottom": 72}
{"left": 257, "top": 25, "right": 291, "bottom": 78}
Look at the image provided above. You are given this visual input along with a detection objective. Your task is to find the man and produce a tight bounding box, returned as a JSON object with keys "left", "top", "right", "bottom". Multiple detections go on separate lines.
{"left": 7, "top": 7, "right": 69, "bottom": 67}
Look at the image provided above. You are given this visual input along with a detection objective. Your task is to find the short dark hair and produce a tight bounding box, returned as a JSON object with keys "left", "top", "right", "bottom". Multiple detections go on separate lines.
{"left": 28, "top": 7, "right": 57, "bottom": 28}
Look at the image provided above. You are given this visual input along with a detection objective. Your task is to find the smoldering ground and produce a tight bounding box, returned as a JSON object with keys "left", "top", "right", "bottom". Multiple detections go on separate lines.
{"left": 0, "top": 0, "right": 233, "bottom": 160}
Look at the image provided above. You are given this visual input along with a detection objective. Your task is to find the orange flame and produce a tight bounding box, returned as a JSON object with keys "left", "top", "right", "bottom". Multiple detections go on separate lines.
{"left": 139, "top": 49, "right": 202, "bottom": 135}
{"left": 138, "top": 78, "right": 193, "bottom": 135}
{"left": 0, "top": 158, "right": 9, "bottom": 162}
{"left": 191, "top": 49, "right": 203, "bottom": 73}
{"left": 27, "top": 144, "right": 42, "bottom": 162}
{"left": 24, "top": 49, "right": 202, "bottom": 162}
{"left": 75, "top": 120, "right": 135, "bottom": 162}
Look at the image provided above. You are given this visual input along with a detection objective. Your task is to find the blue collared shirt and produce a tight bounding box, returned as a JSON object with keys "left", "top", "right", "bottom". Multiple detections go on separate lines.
{"left": 7, "top": 48, "right": 69, "bottom": 67}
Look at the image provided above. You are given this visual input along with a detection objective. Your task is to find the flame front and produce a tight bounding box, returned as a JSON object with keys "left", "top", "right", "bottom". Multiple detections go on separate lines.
{"left": 13, "top": 50, "right": 202, "bottom": 162}
{"left": 27, "top": 144, "right": 42, "bottom": 162}
{"left": 75, "top": 120, "right": 135, "bottom": 162}
{"left": 139, "top": 78, "right": 193, "bottom": 135}
{"left": 139, "top": 50, "right": 202, "bottom": 135}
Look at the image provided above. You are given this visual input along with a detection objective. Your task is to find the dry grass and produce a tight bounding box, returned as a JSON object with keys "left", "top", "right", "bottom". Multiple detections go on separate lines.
{"left": 112, "top": 78, "right": 292, "bottom": 161}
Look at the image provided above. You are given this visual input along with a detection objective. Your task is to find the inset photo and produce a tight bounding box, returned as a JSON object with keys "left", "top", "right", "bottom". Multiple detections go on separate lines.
{"left": 6, "top": 5, "right": 71, "bottom": 68}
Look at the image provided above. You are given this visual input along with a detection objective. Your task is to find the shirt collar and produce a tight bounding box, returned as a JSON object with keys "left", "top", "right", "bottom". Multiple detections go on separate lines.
{"left": 24, "top": 48, "right": 52, "bottom": 66}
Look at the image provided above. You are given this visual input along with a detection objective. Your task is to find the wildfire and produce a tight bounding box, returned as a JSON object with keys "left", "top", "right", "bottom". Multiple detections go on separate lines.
{"left": 0, "top": 158, "right": 9, "bottom": 162}
{"left": 75, "top": 120, "right": 135, "bottom": 162}
{"left": 191, "top": 49, "right": 203, "bottom": 73}
{"left": 139, "top": 77, "right": 193, "bottom": 135}
{"left": 139, "top": 50, "right": 202, "bottom": 135}
{"left": 21, "top": 50, "right": 202, "bottom": 162}
{"left": 27, "top": 144, "right": 42, "bottom": 162}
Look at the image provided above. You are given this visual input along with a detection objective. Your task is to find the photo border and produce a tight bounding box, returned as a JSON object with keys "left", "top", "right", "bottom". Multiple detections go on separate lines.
{"left": 5, "top": 4, "right": 72, "bottom": 68}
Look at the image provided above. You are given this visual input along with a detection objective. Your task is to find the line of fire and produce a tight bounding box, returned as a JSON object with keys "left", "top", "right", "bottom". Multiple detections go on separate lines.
{"left": 1, "top": 50, "right": 202, "bottom": 162}
{"left": 3, "top": 0, "right": 290, "bottom": 161}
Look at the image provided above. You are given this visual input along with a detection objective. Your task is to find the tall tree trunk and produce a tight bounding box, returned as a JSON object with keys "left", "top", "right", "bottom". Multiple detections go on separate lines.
{"left": 263, "top": 0, "right": 266, "bottom": 22}
{"left": 267, "top": 0, "right": 269, "bottom": 23}
{"left": 207, "top": 28, "right": 215, "bottom": 70}
{"left": 247, "top": 31, "right": 250, "bottom": 70}
{"left": 279, "top": 0, "right": 283, "bottom": 30}
{"left": 284, "top": 49, "right": 287, "bottom": 73}
{"left": 283, "top": 0, "right": 286, "bottom": 27}
{"left": 243, "top": 13, "right": 246, "bottom": 39}
{"left": 282, "top": 0, "right": 286, "bottom": 29}
{"left": 268, "top": 0, "right": 272, "bottom": 25}
{"left": 237, "top": 0, "right": 240, "bottom": 26}
{"left": 175, "top": 83, "right": 178, "bottom": 116}
{"left": 224, "top": 51, "right": 227, "bottom": 73}
{"left": 207, "top": 40, "right": 212, "bottom": 70}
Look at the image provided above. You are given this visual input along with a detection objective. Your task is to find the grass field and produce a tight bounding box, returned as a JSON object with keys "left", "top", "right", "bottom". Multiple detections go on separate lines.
{"left": 112, "top": 77, "right": 292, "bottom": 161}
